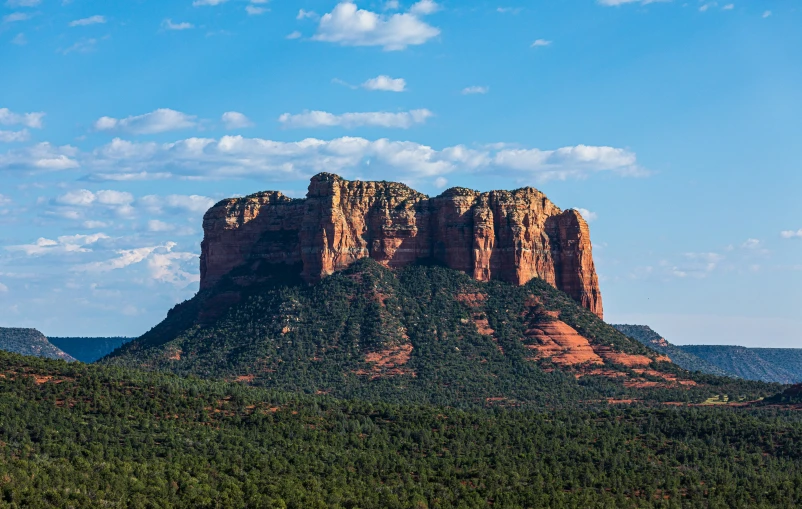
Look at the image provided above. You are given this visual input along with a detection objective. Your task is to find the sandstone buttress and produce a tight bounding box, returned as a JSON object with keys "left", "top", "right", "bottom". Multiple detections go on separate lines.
{"left": 200, "top": 173, "right": 604, "bottom": 318}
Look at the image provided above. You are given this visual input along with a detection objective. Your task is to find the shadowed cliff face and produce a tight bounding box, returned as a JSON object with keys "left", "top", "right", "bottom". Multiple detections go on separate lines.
{"left": 200, "top": 173, "right": 604, "bottom": 318}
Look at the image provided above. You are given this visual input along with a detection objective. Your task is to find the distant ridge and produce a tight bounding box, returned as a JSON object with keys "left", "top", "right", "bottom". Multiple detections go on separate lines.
{"left": 612, "top": 325, "right": 736, "bottom": 378}
{"left": 0, "top": 328, "right": 75, "bottom": 362}
{"left": 679, "top": 346, "right": 802, "bottom": 384}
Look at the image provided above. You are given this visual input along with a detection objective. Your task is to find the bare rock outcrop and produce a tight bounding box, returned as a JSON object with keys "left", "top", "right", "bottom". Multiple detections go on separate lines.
{"left": 200, "top": 173, "right": 604, "bottom": 318}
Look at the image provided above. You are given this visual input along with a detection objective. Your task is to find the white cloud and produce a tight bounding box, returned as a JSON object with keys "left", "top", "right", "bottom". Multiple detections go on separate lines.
{"left": 6, "top": 233, "right": 109, "bottom": 256}
{"left": 61, "top": 38, "right": 98, "bottom": 54}
{"left": 0, "top": 142, "right": 79, "bottom": 171}
{"left": 0, "top": 108, "right": 45, "bottom": 129}
{"left": 56, "top": 189, "right": 96, "bottom": 206}
{"left": 69, "top": 15, "right": 106, "bottom": 27}
{"left": 297, "top": 9, "right": 317, "bottom": 20}
{"left": 246, "top": 5, "right": 267, "bottom": 15}
{"left": 94, "top": 109, "right": 197, "bottom": 135}
{"left": 361, "top": 75, "right": 406, "bottom": 92}
{"left": 11, "top": 33, "right": 27, "bottom": 45}
{"left": 162, "top": 19, "right": 194, "bottom": 30}
{"left": 741, "top": 238, "right": 761, "bottom": 249}
{"left": 73, "top": 242, "right": 199, "bottom": 287}
{"left": 140, "top": 194, "right": 215, "bottom": 215}
{"left": 409, "top": 0, "right": 441, "bottom": 15}
{"left": 462, "top": 86, "right": 489, "bottom": 95}
{"left": 781, "top": 229, "right": 802, "bottom": 239}
{"left": 434, "top": 176, "right": 447, "bottom": 188}
{"left": 384, "top": 0, "right": 399, "bottom": 10}
{"left": 531, "top": 39, "right": 552, "bottom": 47}
{"left": 5, "top": 0, "right": 40, "bottom": 6}
{"left": 0, "top": 282, "right": 7, "bottom": 293}
{"left": 222, "top": 111, "right": 254, "bottom": 129}
{"left": 0, "top": 194, "right": 11, "bottom": 206}
{"left": 762, "top": 10, "right": 771, "bottom": 18}
{"left": 3, "top": 12, "right": 31, "bottom": 23}
{"left": 193, "top": 0, "right": 228, "bottom": 6}
{"left": 82, "top": 220, "right": 108, "bottom": 229}
{"left": 722, "top": 4, "right": 734, "bottom": 10}
{"left": 286, "top": 31, "right": 302, "bottom": 39}
{"left": 575, "top": 208, "right": 598, "bottom": 222}
{"left": 0, "top": 129, "right": 29, "bottom": 142}
{"left": 497, "top": 7, "right": 522, "bottom": 14}
{"left": 279, "top": 109, "right": 433, "bottom": 129}
{"left": 147, "top": 219, "right": 175, "bottom": 232}
{"left": 313, "top": 1, "right": 440, "bottom": 51}
{"left": 75, "top": 135, "right": 644, "bottom": 184}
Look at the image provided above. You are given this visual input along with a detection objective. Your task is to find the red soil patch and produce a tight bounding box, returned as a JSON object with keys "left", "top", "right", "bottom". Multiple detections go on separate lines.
{"left": 594, "top": 347, "right": 653, "bottom": 367}
{"left": 356, "top": 343, "right": 415, "bottom": 379}
{"left": 524, "top": 320, "right": 604, "bottom": 366}
{"left": 167, "top": 349, "right": 182, "bottom": 361}
{"left": 455, "top": 293, "right": 487, "bottom": 307}
{"left": 235, "top": 375, "right": 255, "bottom": 383}
{"left": 624, "top": 380, "right": 665, "bottom": 389}
{"left": 33, "top": 375, "right": 53, "bottom": 385}
{"left": 607, "top": 399, "right": 637, "bottom": 404}
{"left": 473, "top": 315, "right": 495, "bottom": 336}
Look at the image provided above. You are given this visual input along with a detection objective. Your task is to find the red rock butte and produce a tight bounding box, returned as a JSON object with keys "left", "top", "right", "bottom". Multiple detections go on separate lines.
{"left": 200, "top": 173, "right": 604, "bottom": 318}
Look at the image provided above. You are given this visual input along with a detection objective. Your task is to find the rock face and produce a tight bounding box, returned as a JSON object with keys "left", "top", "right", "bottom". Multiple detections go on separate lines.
{"left": 200, "top": 173, "right": 604, "bottom": 318}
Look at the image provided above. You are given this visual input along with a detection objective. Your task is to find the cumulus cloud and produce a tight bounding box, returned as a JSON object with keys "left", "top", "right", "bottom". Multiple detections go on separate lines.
{"left": 575, "top": 208, "right": 598, "bottom": 222}
{"left": 73, "top": 135, "right": 645, "bottom": 184}
{"left": 6, "top": 233, "right": 109, "bottom": 256}
{"left": 246, "top": 5, "right": 268, "bottom": 15}
{"left": 69, "top": 15, "right": 106, "bottom": 27}
{"left": 279, "top": 109, "right": 433, "bottom": 129}
{"left": 0, "top": 142, "right": 79, "bottom": 171}
{"left": 531, "top": 39, "right": 552, "bottom": 47}
{"left": 781, "top": 229, "right": 802, "bottom": 239}
{"left": 286, "top": 31, "right": 302, "bottom": 39}
{"left": 193, "top": 0, "right": 228, "bottom": 6}
{"left": 222, "top": 111, "right": 254, "bottom": 129}
{"left": 297, "top": 9, "right": 317, "bottom": 19}
{"left": 313, "top": 1, "right": 440, "bottom": 51}
{"left": 3, "top": 12, "right": 31, "bottom": 23}
{"left": 0, "top": 108, "right": 45, "bottom": 129}
{"left": 409, "top": 0, "right": 441, "bottom": 15}
{"left": 462, "top": 86, "right": 489, "bottom": 95}
{"left": 73, "top": 242, "right": 199, "bottom": 287}
{"left": 361, "top": 75, "right": 406, "bottom": 92}
{"left": 162, "top": 19, "right": 194, "bottom": 30}
{"left": 94, "top": 109, "right": 197, "bottom": 135}
{"left": 139, "top": 194, "right": 215, "bottom": 215}
{"left": 0, "top": 129, "right": 30, "bottom": 142}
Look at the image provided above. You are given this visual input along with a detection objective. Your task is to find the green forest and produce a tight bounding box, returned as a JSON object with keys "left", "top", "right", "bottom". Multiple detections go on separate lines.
{"left": 103, "top": 260, "right": 778, "bottom": 407}
{"left": 0, "top": 350, "right": 801, "bottom": 508}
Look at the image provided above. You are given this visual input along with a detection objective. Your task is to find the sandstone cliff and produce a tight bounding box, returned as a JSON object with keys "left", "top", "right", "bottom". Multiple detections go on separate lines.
{"left": 200, "top": 173, "right": 604, "bottom": 318}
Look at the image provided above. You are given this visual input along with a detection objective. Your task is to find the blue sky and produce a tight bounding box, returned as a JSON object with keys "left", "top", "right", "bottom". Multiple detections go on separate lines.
{"left": 0, "top": 0, "right": 799, "bottom": 346}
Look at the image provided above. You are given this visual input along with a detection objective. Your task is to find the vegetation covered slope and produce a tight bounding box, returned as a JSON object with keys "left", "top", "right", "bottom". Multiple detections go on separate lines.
{"left": 0, "top": 328, "right": 75, "bottom": 362}
{"left": 2, "top": 350, "right": 802, "bottom": 508}
{"left": 680, "top": 345, "right": 802, "bottom": 384}
{"left": 105, "top": 260, "right": 776, "bottom": 406}
{"left": 613, "top": 324, "right": 736, "bottom": 377}
{"left": 48, "top": 337, "right": 133, "bottom": 363}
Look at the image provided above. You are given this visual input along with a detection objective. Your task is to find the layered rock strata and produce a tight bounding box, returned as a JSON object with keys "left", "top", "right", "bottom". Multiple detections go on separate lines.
{"left": 200, "top": 173, "right": 604, "bottom": 318}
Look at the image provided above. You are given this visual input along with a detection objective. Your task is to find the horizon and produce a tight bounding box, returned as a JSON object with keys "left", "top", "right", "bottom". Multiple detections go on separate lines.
{"left": 0, "top": 0, "right": 799, "bottom": 347}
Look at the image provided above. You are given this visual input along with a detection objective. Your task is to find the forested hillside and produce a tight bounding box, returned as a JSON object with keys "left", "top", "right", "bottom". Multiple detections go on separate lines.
{"left": 680, "top": 345, "right": 802, "bottom": 384}
{"left": 105, "top": 260, "right": 776, "bottom": 406}
{"left": 0, "top": 328, "right": 75, "bottom": 362}
{"left": 1, "top": 350, "right": 801, "bottom": 507}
